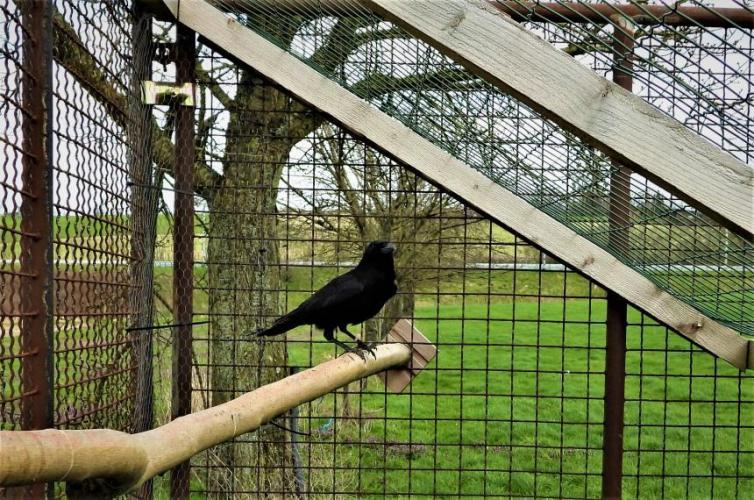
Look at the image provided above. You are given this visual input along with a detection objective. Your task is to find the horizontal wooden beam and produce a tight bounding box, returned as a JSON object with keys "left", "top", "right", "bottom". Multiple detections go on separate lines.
{"left": 150, "top": 0, "right": 754, "bottom": 28}
{"left": 163, "top": 0, "right": 751, "bottom": 369}
{"left": 493, "top": 1, "right": 754, "bottom": 28}
{"left": 0, "top": 343, "right": 412, "bottom": 494}
{"left": 362, "top": 0, "right": 754, "bottom": 241}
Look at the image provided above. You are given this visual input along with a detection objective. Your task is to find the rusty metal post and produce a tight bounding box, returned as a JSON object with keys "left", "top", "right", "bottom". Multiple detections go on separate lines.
{"left": 170, "top": 23, "right": 196, "bottom": 499}
{"left": 130, "top": 5, "right": 156, "bottom": 499}
{"left": 16, "top": 1, "right": 54, "bottom": 498}
{"left": 602, "top": 16, "right": 634, "bottom": 500}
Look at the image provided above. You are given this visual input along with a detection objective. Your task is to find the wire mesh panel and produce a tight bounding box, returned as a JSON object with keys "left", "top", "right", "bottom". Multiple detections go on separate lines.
{"left": 208, "top": 0, "right": 754, "bottom": 337}
{"left": 2, "top": 0, "right": 143, "bottom": 495}
{"left": 50, "top": 0, "right": 137, "bottom": 432}
{"left": 0, "top": 0, "right": 52, "bottom": 443}
{"left": 505, "top": 0, "right": 754, "bottom": 342}
{"left": 0, "top": 1, "right": 142, "bottom": 497}
{"left": 1, "top": 1, "right": 752, "bottom": 498}
{"left": 187, "top": 43, "right": 609, "bottom": 496}
{"left": 623, "top": 320, "right": 754, "bottom": 498}
{"left": 159, "top": 2, "right": 752, "bottom": 498}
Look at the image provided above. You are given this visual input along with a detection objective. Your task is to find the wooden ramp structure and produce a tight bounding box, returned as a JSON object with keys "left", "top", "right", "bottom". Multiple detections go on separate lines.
{"left": 364, "top": 0, "right": 754, "bottom": 240}
{"left": 159, "top": 0, "right": 752, "bottom": 370}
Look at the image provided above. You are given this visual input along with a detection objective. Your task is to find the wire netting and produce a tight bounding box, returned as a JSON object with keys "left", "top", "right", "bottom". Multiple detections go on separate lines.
{"left": 1, "top": 0, "right": 44, "bottom": 435}
{"left": 1, "top": 0, "right": 146, "bottom": 496}
{"left": 624, "top": 320, "right": 754, "bottom": 498}
{"left": 149, "top": 5, "right": 749, "bottom": 495}
{"left": 208, "top": 0, "right": 754, "bottom": 336}
{"left": 186, "top": 50, "right": 611, "bottom": 495}
{"left": 51, "top": 0, "right": 137, "bottom": 432}
{"left": 1, "top": 0, "right": 753, "bottom": 498}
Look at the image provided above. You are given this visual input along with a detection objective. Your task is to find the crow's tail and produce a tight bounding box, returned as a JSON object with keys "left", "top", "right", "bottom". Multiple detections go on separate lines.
{"left": 249, "top": 313, "right": 300, "bottom": 339}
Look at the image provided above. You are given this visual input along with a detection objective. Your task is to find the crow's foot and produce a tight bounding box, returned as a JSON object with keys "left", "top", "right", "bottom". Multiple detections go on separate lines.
{"left": 345, "top": 345, "right": 368, "bottom": 361}
{"left": 355, "top": 339, "right": 377, "bottom": 359}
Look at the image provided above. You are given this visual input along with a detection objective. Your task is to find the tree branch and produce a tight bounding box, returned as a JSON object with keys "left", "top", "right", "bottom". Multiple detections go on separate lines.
{"left": 351, "top": 68, "right": 480, "bottom": 98}
{"left": 52, "top": 8, "right": 223, "bottom": 202}
{"left": 196, "top": 63, "right": 235, "bottom": 110}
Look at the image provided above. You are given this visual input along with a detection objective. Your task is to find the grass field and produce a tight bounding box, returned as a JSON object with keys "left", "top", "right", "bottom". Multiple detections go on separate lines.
{"left": 144, "top": 267, "right": 754, "bottom": 498}
{"left": 268, "top": 300, "right": 752, "bottom": 499}
{"left": 2, "top": 215, "right": 752, "bottom": 497}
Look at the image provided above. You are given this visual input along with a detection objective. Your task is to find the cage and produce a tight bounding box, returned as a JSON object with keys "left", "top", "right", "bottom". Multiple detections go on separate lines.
{"left": 0, "top": 1, "right": 752, "bottom": 498}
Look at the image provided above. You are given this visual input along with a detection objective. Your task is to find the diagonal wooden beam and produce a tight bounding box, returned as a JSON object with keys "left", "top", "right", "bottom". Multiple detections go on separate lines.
{"left": 160, "top": 0, "right": 750, "bottom": 370}
{"left": 361, "top": 0, "right": 754, "bottom": 241}
{"left": 493, "top": 1, "right": 754, "bottom": 28}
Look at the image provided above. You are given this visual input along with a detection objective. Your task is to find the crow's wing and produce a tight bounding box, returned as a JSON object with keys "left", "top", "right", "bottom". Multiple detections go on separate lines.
{"left": 255, "top": 271, "right": 367, "bottom": 337}
{"left": 294, "top": 271, "right": 366, "bottom": 320}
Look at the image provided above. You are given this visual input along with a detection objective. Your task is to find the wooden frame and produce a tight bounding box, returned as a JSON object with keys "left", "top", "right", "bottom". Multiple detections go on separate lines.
{"left": 160, "top": 0, "right": 750, "bottom": 369}
{"left": 362, "top": 0, "right": 754, "bottom": 241}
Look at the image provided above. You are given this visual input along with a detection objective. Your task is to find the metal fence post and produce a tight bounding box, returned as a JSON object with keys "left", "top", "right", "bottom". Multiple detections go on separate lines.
{"left": 15, "top": 1, "right": 54, "bottom": 498}
{"left": 602, "top": 16, "right": 635, "bottom": 500}
{"left": 130, "top": 4, "right": 156, "bottom": 498}
{"left": 171, "top": 22, "right": 196, "bottom": 499}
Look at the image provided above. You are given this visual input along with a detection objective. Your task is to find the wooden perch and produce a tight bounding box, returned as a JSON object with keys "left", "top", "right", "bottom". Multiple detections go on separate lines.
{"left": 0, "top": 343, "right": 411, "bottom": 495}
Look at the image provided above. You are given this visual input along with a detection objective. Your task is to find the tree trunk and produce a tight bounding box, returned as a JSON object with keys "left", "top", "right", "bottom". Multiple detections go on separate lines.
{"left": 206, "top": 76, "right": 301, "bottom": 497}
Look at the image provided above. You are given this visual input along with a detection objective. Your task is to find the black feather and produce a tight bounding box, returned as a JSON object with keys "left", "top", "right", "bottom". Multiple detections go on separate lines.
{"left": 253, "top": 241, "right": 397, "bottom": 352}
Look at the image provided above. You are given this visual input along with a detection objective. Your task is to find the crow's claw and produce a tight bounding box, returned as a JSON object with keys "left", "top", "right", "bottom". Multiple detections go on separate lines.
{"left": 346, "top": 346, "right": 368, "bottom": 361}
{"left": 356, "top": 340, "right": 377, "bottom": 359}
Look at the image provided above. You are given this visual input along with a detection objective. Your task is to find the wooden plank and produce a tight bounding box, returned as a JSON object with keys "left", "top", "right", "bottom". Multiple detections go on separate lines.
{"left": 161, "top": 0, "right": 751, "bottom": 369}
{"left": 361, "top": 0, "right": 754, "bottom": 241}
{"left": 379, "top": 319, "right": 438, "bottom": 393}
{"left": 391, "top": 318, "right": 436, "bottom": 362}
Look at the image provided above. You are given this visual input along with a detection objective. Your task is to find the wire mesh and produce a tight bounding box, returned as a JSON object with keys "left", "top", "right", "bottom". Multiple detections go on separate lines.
{"left": 1, "top": 0, "right": 51, "bottom": 442}
{"left": 208, "top": 0, "right": 754, "bottom": 337}
{"left": 0, "top": 0, "right": 752, "bottom": 498}
{"left": 1, "top": 0, "right": 144, "bottom": 495}
{"left": 495, "top": 0, "right": 753, "bottom": 161}
{"left": 623, "top": 319, "right": 754, "bottom": 498}
{"left": 51, "top": 0, "right": 136, "bottom": 432}
{"left": 170, "top": 14, "right": 751, "bottom": 495}
{"left": 187, "top": 47, "right": 609, "bottom": 495}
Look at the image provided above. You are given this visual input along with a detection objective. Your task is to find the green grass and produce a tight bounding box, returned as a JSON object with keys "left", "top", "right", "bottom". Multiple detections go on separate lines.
{"left": 2, "top": 215, "right": 752, "bottom": 497}
{"left": 268, "top": 300, "right": 752, "bottom": 498}
{"left": 284, "top": 301, "right": 605, "bottom": 498}
{"left": 139, "top": 265, "right": 754, "bottom": 498}
{"left": 136, "top": 285, "right": 751, "bottom": 499}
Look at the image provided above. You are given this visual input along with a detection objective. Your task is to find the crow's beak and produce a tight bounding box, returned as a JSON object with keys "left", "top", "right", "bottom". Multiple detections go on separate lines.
{"left": 382, "top": 242, "right": 396, "bottom": 254}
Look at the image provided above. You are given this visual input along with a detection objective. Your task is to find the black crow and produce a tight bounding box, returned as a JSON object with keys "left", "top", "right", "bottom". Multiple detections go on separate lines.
{"left": 254, "top": 241, "right": 397, "bottom": 358}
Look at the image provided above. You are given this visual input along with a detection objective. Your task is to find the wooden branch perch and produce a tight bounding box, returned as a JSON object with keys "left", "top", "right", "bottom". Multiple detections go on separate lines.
{"left": 0, "top": 344, "right": 411, "bottom": 496}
